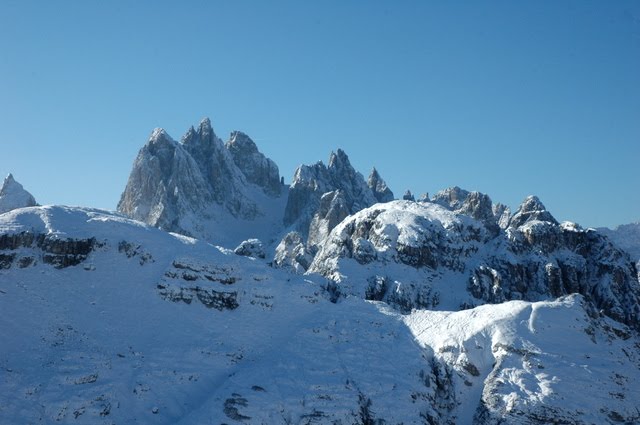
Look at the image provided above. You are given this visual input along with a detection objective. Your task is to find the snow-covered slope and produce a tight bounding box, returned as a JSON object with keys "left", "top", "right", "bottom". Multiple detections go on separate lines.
{"left": 0, "top": 174, "right": 37, "bottom": 214}
{"left": 403, "top": 295, "right": 640, "bottom": 424}
{"left": 1, "top": 206, "right": 639, "bottom": 423}
{"left": 309, "top": 198, "right": 640, "bottom": 330}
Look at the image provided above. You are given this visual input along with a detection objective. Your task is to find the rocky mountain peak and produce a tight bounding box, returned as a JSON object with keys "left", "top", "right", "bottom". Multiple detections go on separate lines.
{"left": 328, "top": 148, "right": 350, "bottom": 170}
{"left": 509, "top": 195, "right": 558, "bottom": 228}
{"left": 402, "top": 190, "right": 415, "bottom": 201}
{"left": 367, "top": 167, "right": 394, "bottom": 203}
{"left": 181, "top": 117, "right": 218, "bottom": 149}
{"left": 308, "top": 199, "right": 640, "bottom": 330}
{"left": 225, "top": 131, "right": 281, "bottom": 196}
{"left": 226, "top": 131, "right": 258, "bottom": 154}
{"left": 199, "top": 116, "right": 212, "bottom": 130}
{"left": 0, "top": 173, "right": 38, "bottom": 214}
{"left": 455, "top": 191, "right": 494, "bottom": 222}
{"left": 283, "top": 149, "right": 378, "bottom": 241}
{"left": 118, "top": 119, "right": 283, "bottom": 244}
{"left": 431, "top": 186, "right": 500, "bottom": 233}
{"left": 433, "top": 186, "right": 470, "bottom": 210}
{"left": 149, "top": 127, "right": 171, "bottom": 143}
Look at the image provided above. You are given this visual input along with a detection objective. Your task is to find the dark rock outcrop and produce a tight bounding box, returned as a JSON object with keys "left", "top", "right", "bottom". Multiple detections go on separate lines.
{"left": 402, "top": 190, "right": 415, "bottom": 201}
{"left": 234, "top": 239, "right": 266, "bottom": 259}
{"left": 0, "top": 231, "right": 96, "bottom": 269}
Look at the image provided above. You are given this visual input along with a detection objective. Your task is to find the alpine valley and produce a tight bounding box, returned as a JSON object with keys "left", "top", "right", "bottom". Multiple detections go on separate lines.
{"left": 1, "top": 118, "right": 639, "bottom": 424}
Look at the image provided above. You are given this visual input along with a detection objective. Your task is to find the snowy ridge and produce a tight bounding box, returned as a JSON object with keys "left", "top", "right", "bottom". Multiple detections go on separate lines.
{"left": 309, "top": 199, "right": 640, "bottom": 329}
{"left": 1, "top": 206, "right": 639, "bottom": 423}
{"left": 3, "top": 116, "right": 640, "bottom": 423}
{"left": 403, "top": 294, "right": 640, "bottom": 424}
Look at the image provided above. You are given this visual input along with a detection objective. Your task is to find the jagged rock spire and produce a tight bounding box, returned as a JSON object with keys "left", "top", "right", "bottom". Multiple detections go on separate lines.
{"left": 402, "top": 190, "right": 415, "bottom": 201}
{"left": 117, "top": 118, "right": 282, "bottom": 242}
{"left": 367, "top": 167, "right": 394, "bottom": 203}
{"left": 0, "top": 173, "right": 37, "bottom": 214}
{"left": 226, "top": 131, "right": 281, "bottom": 196}
{"left": 509, "top": 195, "right": 558, "bottom": 228}
{"left": 283, "top": 148, "right": 377, "bottom": 240}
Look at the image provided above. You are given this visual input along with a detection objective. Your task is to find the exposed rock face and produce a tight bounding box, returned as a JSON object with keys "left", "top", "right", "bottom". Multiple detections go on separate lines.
{"left": 273, "top": 231, "right": 313, "bottom": 273}
{"left": 0, "top": 174, "right": 37, "bottom": 214}
{"left": 117, "top": 128, "right": 213, "bottom": 233}
{"left": 117, "top": 118, "right": 281, "bottom": 241}
{"left": 0, "top": 231, "right": 97, "bottom": 269}
{"left": 158, "top": 259, "right": 239, "bottom": 310}
{"left": 225, "top": 131, "right": 281, "bottom": 196}
{"left": 432, "top": 186, "right": 470, "bottom": 210}
{"left": 283, "top": 149, "right": 379, "bottom": 240}
{"left": 508, "top": 195, "right": 557, "bottom": 228}
{"left": 492, "top": 203, "right": 511, "bottom": 229}
{"left": 402, "top": 190, "right": 415, "bottom": 201}
{"left": 307, "top": 190, "right": 350, "bottom": 251}
{"left": 433, "top": 187, "right": 501, "bottom": 235}
{"left": 367, "top": 168, "right": 394, "bottom": 203}
{"left": 234, "top": 239, "right": 266, "bottom": 259}
{"left": 309, "top": 198, "right": 640, "bottom": 330}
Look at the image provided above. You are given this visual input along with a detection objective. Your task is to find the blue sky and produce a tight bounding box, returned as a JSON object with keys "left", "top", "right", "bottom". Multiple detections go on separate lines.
{"left": 1, "top": 1, "right": 638, "bottom": 228}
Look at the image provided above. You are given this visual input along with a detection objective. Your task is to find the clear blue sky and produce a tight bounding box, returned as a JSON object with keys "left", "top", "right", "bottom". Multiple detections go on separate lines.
{"left": 1, "top": 1, "right": 638, "bottom": 228}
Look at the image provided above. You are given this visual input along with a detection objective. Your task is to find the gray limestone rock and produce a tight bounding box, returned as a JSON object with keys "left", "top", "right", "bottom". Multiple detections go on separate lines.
{"left": 226, "top": 131, "right": 281, "bottom": 196}
{"left": 492, "top": 203, "right": 511, "bottom": 230}
{"left": 307, "top": 190, "right": 350, "bottom": 251}
{"left": 367, "top": 168, "right": 394, "bottom": 203}
{"left": 283, "top": 149, "right": 378, "bottom": 240}
{"left": 508, "top": 195, "right": 558, "bottom": 228}
{"left": 432, "top": 186, "right": 470, "bottom": 210}
{"left": 117, "top": 128, "right": 214, "bottom": 234}
{"left": 273, "top": 231, "right": 314, "bottom": 273}
{"left": 118, "top": 118, "right": 281, "bottom": 240}
{"left": 308, "top": 199, "right": 640, "bottom": 330}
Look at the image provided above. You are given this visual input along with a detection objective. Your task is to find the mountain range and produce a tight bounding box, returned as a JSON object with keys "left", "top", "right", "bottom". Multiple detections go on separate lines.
{"left": 1, "top": 118, "right": 639, "bottom": 424}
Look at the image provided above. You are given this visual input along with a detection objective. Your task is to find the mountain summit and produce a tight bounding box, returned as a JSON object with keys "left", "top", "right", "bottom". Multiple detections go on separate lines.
{"left": 2, "top": 117, "right": 640, "bottom": 424}
{"left": 118, "top": 120, "right": 395, "bottom": 255}
{"left": 117, "top": 118, "right": 284, "bottom": 246}
{"left": 0, "top": 173, "right": 37, "bottom": 214}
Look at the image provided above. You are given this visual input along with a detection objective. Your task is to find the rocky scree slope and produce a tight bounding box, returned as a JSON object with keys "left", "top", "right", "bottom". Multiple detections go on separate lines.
{"left": 1, "top": 206, "right": 639, "bottom": 424}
